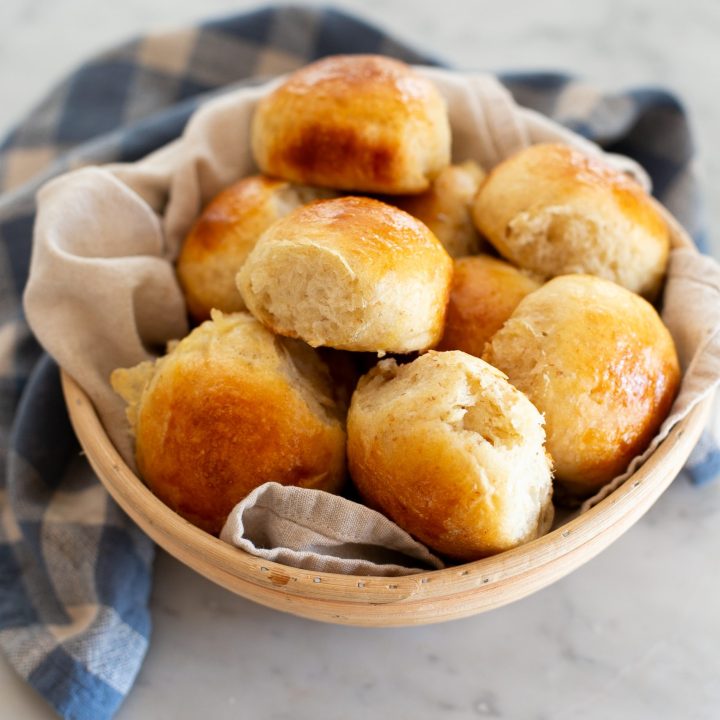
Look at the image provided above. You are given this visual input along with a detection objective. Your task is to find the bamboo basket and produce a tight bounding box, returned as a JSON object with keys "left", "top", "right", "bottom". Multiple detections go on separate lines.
{"left": 60, "top": 204, "right": 713, "bottom": 627}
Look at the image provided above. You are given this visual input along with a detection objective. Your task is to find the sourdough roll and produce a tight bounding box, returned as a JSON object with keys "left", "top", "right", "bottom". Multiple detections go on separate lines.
{"left": 483, "top": 275, "right": 680, "bottom": 499}
{"left": 437, "top": 255, "right": 541, "bottom": 357}
{"left": 348, "top": 351, "right": 554, "bottom": 560}
{"left": 390, "top": 161, "right": 486, "bottom": 257}
{"left": 177, "top": 176, "right": 333, "bottom": 321}
{"left": 238, "top": 196, "right": 453, "bottom": 353}
{"left": 251, "top": 54, "right": 451, "bottom": 194}
{"left": 111, "top": 311, "right": 346, "bottom": 535}
{"left": 472, "top": 143, "right": 670, "bottom": 298}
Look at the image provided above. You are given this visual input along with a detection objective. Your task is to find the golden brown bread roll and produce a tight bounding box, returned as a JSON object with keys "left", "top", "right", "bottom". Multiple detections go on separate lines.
{"left": 251, "top": 55, "right": 451, "bottom": 194}
{"left": 111, "top": 311, "right": 346, "bottom": 534}
{"left": 347, "top": 351, "right": 554, "bottom": 560}
{"left": 176, "top": 175, "right": 333, "bottom": 322}
{"left": 472, "top": 143, "right": 670, "bottom": 299}
{"left": 483, "top": 274, "right": 680, "bottom": 499}
{"left": 437, "top": 255, "right": 541, "bottom": 357}
{"left": 237, "top": 196, "right": 453, "bottom": 353}
{"left": 389, "top": 161, "right": 486, "bottom": 257}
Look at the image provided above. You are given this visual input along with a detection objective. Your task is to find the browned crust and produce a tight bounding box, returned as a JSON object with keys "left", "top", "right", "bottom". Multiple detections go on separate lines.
{"left": 483, "top": 275, "right": 681, "bottom": 496}
{"left": 177, "top": 176, "right": 289, "bottom": 321}
{"left": 135, "top": 355, "right": 346, "bottom": 535}
{"left": 252, "top": 55, "right": 450, "bottom": 193}
{"left": 437, "top": 256, "right": 540, "bottom": 357}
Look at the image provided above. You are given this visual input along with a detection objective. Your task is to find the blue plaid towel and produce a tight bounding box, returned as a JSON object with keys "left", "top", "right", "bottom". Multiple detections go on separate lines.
{"left": 0, "top": 5, "right": 718, "bottom": 719}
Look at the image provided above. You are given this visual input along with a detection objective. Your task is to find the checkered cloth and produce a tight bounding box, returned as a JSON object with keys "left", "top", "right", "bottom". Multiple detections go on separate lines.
{"left": 0, "top": 5, "right": 718, "bottom": 719}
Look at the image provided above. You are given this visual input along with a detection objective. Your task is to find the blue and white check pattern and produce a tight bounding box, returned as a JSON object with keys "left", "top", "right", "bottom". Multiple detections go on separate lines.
{"left": 0, "top": 5, "right": 717, "bottom": 719}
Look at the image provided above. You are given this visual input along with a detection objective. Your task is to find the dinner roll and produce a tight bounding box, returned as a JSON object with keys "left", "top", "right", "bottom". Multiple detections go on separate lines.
{"left": 111, "top": 311, "right": 346, "bottom": 534}
{"left": 390, "top": 161, "right": 486, "bottom": 257}
{"left": 237, "top": 196, "right": 453, "bottom": 353}
{"left": 483, "top": 275, "right": 680, "bottom": 499}
{"left": 251, "top": 54, "right": 451, "bottom": 194}
{"left": 176, "top": 175, "right": 332, "bottom": 321}
{"left": 348, "top": 351, "right": 554, "bottom": 560}
{"left": 472, "top": 143, "right": 670, "bottom": 298}
{"left": 437, "top": 255, "right": 541, "bottom": 357}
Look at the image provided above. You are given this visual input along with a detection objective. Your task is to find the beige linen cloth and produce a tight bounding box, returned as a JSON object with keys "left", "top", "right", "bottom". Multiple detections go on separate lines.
{"left": 23, "top": 69, "right": 720, "bottom": 574}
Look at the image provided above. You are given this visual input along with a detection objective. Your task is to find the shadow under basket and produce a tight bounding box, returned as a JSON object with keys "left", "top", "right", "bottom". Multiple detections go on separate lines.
{"left": 61, "top": 366, "right": 711, "bottom": 627}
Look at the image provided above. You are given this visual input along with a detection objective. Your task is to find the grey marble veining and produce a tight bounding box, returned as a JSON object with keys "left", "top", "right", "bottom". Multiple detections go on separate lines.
{"left": 1, "top": 1, "right": 719, "bottom": 718}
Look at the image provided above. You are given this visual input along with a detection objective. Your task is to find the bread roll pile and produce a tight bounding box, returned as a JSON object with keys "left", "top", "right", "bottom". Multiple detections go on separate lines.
{"left": 112, "top": 55, "right": 680, "bottom": 563}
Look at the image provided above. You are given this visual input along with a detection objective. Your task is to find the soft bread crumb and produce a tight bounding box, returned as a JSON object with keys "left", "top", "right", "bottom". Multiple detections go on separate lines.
{"left": 242, "top": 241, "right": 362, "bottom": 347}
{"left": 506, "top": 205, "right": 663, "bottom": 293}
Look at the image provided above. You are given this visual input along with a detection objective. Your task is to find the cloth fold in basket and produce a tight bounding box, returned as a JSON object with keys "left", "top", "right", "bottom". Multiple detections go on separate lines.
{"left": 1, "top": 5, "right": 720, "bottom": 720}
{"left": 220, "top": 482, "right": 444, "bottom": 575}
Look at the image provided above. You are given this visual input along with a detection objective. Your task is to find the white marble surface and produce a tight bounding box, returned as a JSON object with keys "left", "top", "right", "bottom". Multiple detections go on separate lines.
{"left": 2, "top": 1, "right": 720, "bottom": 718}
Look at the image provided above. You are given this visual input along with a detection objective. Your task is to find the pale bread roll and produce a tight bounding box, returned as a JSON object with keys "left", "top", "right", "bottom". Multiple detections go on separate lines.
{"left": 251, "top": 54, "right": 451, "bottom": 194}
{"left": 472, "top": 143, "right": 670, "bottom": 299}
{"left": 176, "top": 176, "right": 333, "bottom": 321}
{"left": 483, "top": 274, "right": 680, "bottom": 499}
{"left": 389, "top": 161, "right": 486, "bottom": 257}
{"left": 237, "top": 196, "right": 453, "bottom": 353}
{"left": 437, "top": 255, "right": 541, "bottom": 357}
{"left": 347, "top": 351, "right": 554, "bottom": 560}
{"left": 111, "top": 311, "right": 346, "bottom": 535}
